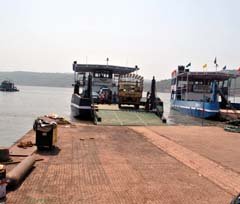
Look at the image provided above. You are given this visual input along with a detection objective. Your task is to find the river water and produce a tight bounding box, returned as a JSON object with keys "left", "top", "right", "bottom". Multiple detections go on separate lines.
{"left": 0, "top": 86, "right": 71, "bottom": 147}
{"left": 0, "top": 86, "right": 239, "bottom": 147}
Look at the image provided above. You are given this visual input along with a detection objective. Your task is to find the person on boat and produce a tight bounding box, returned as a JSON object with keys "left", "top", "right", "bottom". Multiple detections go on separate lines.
{"left": 105, "top": 91, "right": 109, "bottom": 104}
{"left": 100, "top": 93, "right": 105, "bottom": 104}
{"left": 74, "top": 81, "right": 80, "bottom": 94}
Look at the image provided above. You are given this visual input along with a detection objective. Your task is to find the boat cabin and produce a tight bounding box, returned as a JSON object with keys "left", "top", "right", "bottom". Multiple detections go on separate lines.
{"left": 171, "top": 66, "right": 234, "bottom": 105}
{"left": 72, "top": 61, "right": 139, "bottom": 95}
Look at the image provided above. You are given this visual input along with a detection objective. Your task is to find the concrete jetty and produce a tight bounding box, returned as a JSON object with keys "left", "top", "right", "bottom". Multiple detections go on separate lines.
{"left": 3, "top": 124, "right": 240, "bottom": 203}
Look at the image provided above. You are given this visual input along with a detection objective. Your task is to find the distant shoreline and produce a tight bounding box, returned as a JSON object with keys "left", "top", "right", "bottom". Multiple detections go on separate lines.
{"left": 0, "top": 71, "right": 239, "bottom": 95}
{"left": 0, "top": 71, "right": 171, "bottom": 92}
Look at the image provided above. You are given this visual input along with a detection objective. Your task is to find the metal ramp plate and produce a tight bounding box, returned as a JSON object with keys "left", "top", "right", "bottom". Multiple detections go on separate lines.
{"left": 96, "top": 109, "right": 163, "bottom": 126}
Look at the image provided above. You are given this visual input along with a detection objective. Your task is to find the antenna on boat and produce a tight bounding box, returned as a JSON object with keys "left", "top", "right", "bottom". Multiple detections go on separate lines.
{"left": 214, "top": 57, "right": 218, "bottom": 72}
{"left": 106, "top": 57, "right": 109, "bottom": 66}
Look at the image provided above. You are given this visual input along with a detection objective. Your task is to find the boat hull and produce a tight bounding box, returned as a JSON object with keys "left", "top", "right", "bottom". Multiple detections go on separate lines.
{"left": 0, "top": 88, "right": 19, "bottom": 92}
{"left": 71, "top": 94, "right": 93, "bottom": 119}
{"left": 171, "top": 100, "right": 219, "bottom": 119}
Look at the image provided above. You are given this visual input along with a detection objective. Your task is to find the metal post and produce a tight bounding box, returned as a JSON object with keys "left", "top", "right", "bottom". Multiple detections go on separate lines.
{"left": 234, "top": 77, "right": 236, "bottom": 103}
{"left": 181, "top": 75, "right": 183, "bottom": 100}
{"left": 202, "top": 91, "right": 205, "bottom": 126}
{"left": 186, "top": 73, "right": 189, "bottom": 101}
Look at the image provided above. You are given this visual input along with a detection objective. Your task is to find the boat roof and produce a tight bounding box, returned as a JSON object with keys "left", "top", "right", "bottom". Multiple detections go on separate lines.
{"left": 73, "top": 62, "right": 139, "bottom": 75}
{"left": 177, "top": 71, "right": 235, "bottom": 81}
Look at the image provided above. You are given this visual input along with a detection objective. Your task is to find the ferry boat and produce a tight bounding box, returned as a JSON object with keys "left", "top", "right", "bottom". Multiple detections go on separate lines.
{"left": 0, "top": 80, "right": 19, "bottom": 92}
{"left": 71, "top": 61, "right": 139, "bottom": 118}
{"left": 71, "top": 61, "right": 165, "bottom": 122}
{"left": 170, "top": 66, "right": 234, "bottom": 119}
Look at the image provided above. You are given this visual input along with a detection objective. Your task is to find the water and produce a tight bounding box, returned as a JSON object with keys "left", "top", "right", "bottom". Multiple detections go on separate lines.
{"left": 0, "top": 86, "right": 239, "bottom": 147}
{"left": 0, "top": 86, "right": 72, "bottom": 147}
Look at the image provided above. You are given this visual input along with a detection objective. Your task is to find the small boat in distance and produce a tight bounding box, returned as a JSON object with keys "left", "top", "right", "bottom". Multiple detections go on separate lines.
{"left": 0, "top": 80, "right": 19, "bottom": 92}
{"left": 170, "top": 66, "right": 237, "bottom": 119}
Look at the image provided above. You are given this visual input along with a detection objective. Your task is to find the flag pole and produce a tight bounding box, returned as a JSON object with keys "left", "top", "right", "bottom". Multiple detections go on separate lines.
{"left": 214, "top": 57, "right": 218, "bottom": 72}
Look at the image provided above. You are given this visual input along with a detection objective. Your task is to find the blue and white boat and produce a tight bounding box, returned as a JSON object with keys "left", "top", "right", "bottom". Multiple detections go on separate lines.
{"left": 170, "top": 66, "right": 234, "bottom": 119}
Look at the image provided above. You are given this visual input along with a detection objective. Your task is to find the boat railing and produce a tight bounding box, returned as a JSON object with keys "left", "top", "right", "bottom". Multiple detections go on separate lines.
{"left": 177, "top": 71, "right": 234, "bottom": 77}
{"left": 175, "top": 86, "right": 210, "bottom": 93}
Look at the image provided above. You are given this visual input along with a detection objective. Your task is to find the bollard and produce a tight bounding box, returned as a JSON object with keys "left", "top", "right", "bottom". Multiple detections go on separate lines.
{"left": 0, "top": 148, "right": 9, "bottom": 162}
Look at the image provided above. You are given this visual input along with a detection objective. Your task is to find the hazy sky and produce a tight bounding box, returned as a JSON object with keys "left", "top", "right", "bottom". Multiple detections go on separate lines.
{"left": 0, "top": 0, "right": 239, "bottom": 79}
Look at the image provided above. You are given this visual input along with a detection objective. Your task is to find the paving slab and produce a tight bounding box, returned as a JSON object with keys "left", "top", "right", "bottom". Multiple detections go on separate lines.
{"left": 6, "top": 125, "right": 232, "bottom": 203}
{"left": 147, "top": 126, "right": 240, "bottom": 174}
{"left": 131, "top": 126, "right": 240, "bottom": 196}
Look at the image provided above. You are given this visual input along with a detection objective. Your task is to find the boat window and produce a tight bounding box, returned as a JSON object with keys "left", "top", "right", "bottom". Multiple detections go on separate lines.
{"left": 94, "top": 73, "right": 100, "bottom": 78}
{"left": 193, "top": 84, "right": 211, "bottom": 93}
{"left": 218, "top": 81, "right": 223, "bottom": 88}
{"left": 223, "top": 80, "right": 228, "bottom": 88}
{"left": 94, "top": 71, "right": 112, "bottom": 79}
{"left": 76, "top": 73, "right": 86, "bottom": 86}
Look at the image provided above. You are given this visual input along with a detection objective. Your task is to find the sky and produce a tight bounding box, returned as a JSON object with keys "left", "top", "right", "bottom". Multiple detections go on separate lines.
{"left": 0, "top": 0, "right": 239, "bottom": 80}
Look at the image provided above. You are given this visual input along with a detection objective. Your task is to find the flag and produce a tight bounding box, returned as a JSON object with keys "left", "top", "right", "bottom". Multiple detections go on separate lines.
{"left": 222, "top": 65, "right": 226, "bottom": 70}
{"left": 203, "top": 64, "right": 207, "bottom": 68}
{"left": 186, "top": 62, "right": 191, "bottom": 67}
